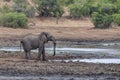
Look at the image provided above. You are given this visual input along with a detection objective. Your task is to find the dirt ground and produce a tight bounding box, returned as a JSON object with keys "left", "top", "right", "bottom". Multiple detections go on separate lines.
{"left": 0, "top": 52, "right": 119, "bottom": 76}
{"left": 1, "top": 17, "right": 120, "bottom": 42}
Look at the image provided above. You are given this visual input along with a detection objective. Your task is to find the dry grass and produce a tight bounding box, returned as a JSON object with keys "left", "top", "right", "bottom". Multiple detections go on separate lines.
{"left": 0, "top": 17, "right": 120, "bottom": 41}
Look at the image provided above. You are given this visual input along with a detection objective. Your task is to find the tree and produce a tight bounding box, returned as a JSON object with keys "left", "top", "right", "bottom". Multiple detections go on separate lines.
{"left": 37, "top": 0, "right": 64, "bottom": 24}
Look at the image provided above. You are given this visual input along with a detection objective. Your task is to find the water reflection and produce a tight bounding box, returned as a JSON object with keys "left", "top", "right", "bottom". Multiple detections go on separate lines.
{"left": 50, "top": 58, "right": 120, "bottom": 64}
{"left": 0, "top": 47, "right": 119, "bottom": 55}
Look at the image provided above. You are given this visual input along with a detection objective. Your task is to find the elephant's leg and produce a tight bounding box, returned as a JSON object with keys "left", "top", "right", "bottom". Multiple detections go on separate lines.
{"left": 28, "top": 51, "right": 31, "bottom": 59}
{"left": 38, "top": 47, "right": 43, "bottom": 60}
{"left": 24, "top": 51, "right": 28, "bottom": 59}
{"left": 23, "top": 46, "right": 29, "bottom": 59}
{"left": 25, "top": 53, "right": 28, "bottom": 59}
{"left": 42, "top": 45, "right": 46, "bottom": 61}
{"left": 38, "top": 50, "right": 41, "bottom": 60}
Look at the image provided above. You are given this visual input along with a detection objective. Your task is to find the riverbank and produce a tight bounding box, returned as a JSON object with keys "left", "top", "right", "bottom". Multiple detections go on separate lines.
{"left": 0, "top": 53, "right": 120, "bottom": 76}
{"left": 0, "top": 50, "right": 119, "bottom": 77}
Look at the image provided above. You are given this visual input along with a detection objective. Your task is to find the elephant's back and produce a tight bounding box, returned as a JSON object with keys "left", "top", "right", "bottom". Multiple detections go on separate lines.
{"left": 22, "top": 35, "right": 39, "bottom": 49}
{"left": 22, "top": 35, "right": 38, "bottom": 41}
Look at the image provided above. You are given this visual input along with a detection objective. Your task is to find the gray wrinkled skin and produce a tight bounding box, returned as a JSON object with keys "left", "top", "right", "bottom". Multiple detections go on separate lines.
{"left": 20, "top": 32, "right": 56, "bottom": 61}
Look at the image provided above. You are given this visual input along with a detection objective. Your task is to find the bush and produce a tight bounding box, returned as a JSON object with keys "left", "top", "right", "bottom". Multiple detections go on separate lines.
{"left": 69, "top": 3, "right": 90, "bottom": 18}
{"left": 92, "top": 12, "right": 112, "bottom": 29}
{"left": 3, "top": 0, "right": 11, "bottom": 2}
{"left": 37, "top": 0, "right": 64, "bottom": 17}
{"left": 0, "top": 12, "right": 28, "bottom": 28}
{"left": 112, "top": 14, "right": 120, "bottom": 26}
{"left": 99, "top": 3, "right": 118, "bottom": 15}
{"left": 65, "top": 0, "right": 75, "bottom": 6}
{"left": 13, "top": 0, "right": 35, "bottom": 18}
{"left": 25, "top": 6, "right": 36, "bottom": 18}
{"left": 87, "top": 1, "right": 99, "bottom": 15}
{"left": 69, "top": 4, "right": 80, "bottom": 18}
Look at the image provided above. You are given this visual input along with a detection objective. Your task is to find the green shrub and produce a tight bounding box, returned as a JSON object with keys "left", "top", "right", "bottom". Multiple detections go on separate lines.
{"left": 115, "top": 0, "right": 120, "bottom": 8}
{"left": 69, "top": 4, "right": 82, "bottom": 18}
{"left": 104, "top": 0, "right": 117, "bottom": 3}
{"left": 87, "top": 1, "right": 99, "bottom": 15}
{"left": 99, "top": 3, "right": 118, "bottom": 15}
{"left": 37, "top": 0, "right": 64, "bottom": 17}
{"left": 92, "top": 12, "right": 112, "bottom": 29}
{"left": 65, "top": 0, "right": 75, "bottom": 6}
{"left": 69, "top": 3, "right": 90, "bottom": 18}
{"left": 13, "top": 0, "right": 35, "bottom": 18}
{"left": 0, "top": 12, "right": 28, "bottom": 28}
{"left": 112, "top": 14, "right": 120, "bottom": 26}
{"left": 3, "top": 0, "right": 11, "bottom": 2}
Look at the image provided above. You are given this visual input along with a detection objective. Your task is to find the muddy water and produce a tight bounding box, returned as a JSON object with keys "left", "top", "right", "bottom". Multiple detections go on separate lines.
{"left": 1, "top": 42, "right": 120, "bottom": 55}
{"left": 1, "top": 42, "right": 120, "bottom": 64}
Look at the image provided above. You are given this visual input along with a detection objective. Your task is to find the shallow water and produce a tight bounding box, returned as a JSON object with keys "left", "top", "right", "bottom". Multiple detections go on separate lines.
{"left": 50, "top": 58, "right": 120, "bottom": 64}
{"left": 1, "top": 42, "right": 120, "bottom": 64}
{"left": 0, "top": 46, "right": 120, "bottom": 55}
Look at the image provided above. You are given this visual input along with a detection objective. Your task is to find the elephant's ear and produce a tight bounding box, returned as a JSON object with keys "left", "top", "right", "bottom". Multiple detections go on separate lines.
{"left": 39, "top": 32, "right": 48, "bottom": 43}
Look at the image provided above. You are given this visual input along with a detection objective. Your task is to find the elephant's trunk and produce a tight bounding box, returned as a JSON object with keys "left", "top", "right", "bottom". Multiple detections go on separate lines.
{"left": 48, "top": 35, "right": 56, "bottom": 56}
{"left": 53, "top": 41, "right": 56, "bottom": 56}
{"left": 51, "top": 37, "right": 56, "bottom": 56}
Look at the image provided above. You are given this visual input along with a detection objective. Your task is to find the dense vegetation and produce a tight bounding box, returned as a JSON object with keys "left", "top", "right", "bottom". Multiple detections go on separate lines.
{"left": 67, "top": 0, "right": 120, "bottom": 28}
{"left": 0, "top": 12, "right": 28, "bottom": 28}
{"left": 1, "top": 0, "right": 120, "bottom": 29}
{"left": 37, "top": 0, "right": 64, "bottom": 24}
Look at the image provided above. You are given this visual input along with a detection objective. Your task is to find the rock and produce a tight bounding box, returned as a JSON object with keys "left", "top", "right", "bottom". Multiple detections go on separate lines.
{"left": 28, "top": 22, "right": 36, "bottom": 28}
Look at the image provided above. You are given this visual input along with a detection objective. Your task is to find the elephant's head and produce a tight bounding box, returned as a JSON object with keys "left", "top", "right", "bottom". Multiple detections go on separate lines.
{"left": 39, "top": 32, "right": 56, "bottom": 56}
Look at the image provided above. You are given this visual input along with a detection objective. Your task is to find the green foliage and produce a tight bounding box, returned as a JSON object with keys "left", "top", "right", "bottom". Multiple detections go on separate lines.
{"left": 0, "top": 12, "right": 28, "bottom": 28}
{"left": 3, "top": 0, "right": 11, "bottom": 2}
{"left": 37, "top": 0, "right": 64, "bottom": 18}
{"left": 69, "top": 2, "right": 90, "bottom": 18}
{"left": 112, "top": 14, "right": 120, "bottom": 26}
{"left": 13, "top": 0, "right": 26, "bottom": 4}
{"left": 65, "top": 0, "right": 75, "bottom": 5}
{"left": 13, "top": 0, "right": 35, "bottom": 18}
{"left": 69, "top": 4, "right": 82, "bottom": 18}
{"left": 99, "top": 3, "right": 118, "bottom": 15}
{"left": 100, "top": 0, "right": 117, "bottom": 4}
{"left": 92, "top": 12, "right": 112, "bottom": 29}
{"left": 57, "top": 0, "right": 66, "bottom": 6}
{"left": 87, "top": 1, "right": 99, "bottom": 15}
{"left": 54, "top": 0, "right": 75, "bottom": 6}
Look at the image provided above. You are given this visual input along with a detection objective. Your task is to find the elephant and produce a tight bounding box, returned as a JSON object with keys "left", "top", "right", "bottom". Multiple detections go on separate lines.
{"left": 20, "top": 32, "right": 56, "bottom": 61}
